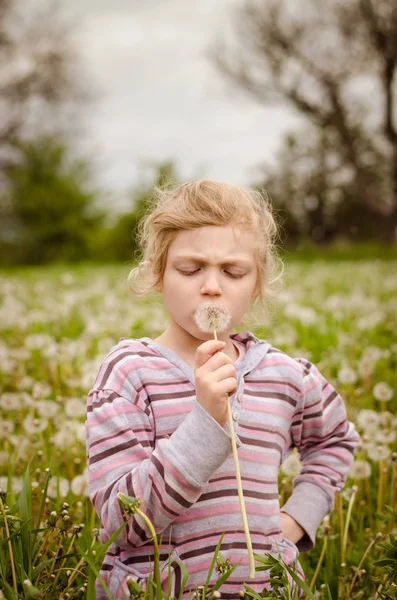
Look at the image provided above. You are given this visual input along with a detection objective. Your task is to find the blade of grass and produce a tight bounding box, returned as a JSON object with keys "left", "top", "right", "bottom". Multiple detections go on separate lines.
{"left": 18, "top": 464, "right": 33, "bottom": 580}
{"left": 202, "top": 533, "right": 225, "bottom": 600}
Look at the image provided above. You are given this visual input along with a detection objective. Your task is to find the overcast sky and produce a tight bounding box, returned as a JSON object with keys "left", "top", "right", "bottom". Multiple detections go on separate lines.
{"left": 66, "top": 0, "right": 301, "bottom": 207}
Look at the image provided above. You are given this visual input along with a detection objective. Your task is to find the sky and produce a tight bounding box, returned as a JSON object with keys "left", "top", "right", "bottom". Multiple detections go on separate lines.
{"left": 66, "top": 0, "right": 301, "bottom": 208}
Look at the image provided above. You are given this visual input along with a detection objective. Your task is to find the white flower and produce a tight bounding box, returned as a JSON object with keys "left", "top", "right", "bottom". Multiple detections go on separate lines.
{"left": 337, "top": 366, "right": 358, "bottom": 385}
{"left": 356, "top": 409, "right": 380, "bottom": 430}
{"left": 367, "top": 444, "right": 391, "bottom": 462}
{"left": 0, "top": 476, "right": 23, "bottom": 495}
{"left": 349, "top": 460, "right": 372, "bottom": 480}
{"left": 23, "top": 415, "right": 48, "bottom": 435}
{"left": 60, "top": 272, "right": 75, "bottom": 285}
{"left": 280, "top": 452, "right": 302, "bottom": 477}
{"left": 64, "top": 398, "right": 86, "bottom": 419}
{"left": 194, "top": 303, "right": 232, "bottom": 334}
{"left": 373, "top": 382, "right": 394, "bottom": 402}
{"left": 35, "top": 400, "right": 59, "bottom": 419}
{"left": 0, "top": 420, "right": 15, "bottom": 435}
{"left": 47, "top": 477, "right": 70, "bottom": 499}
{"left": 71, "top": 472, "right": 88, "bottom": 497}
{"left": 32, "top": 381, "right": 52, "bottom": 399}
{"left": 284, "top": 304, "right": 318, "bottom": 325}
{"left": 375, "top": 429, "right": 397, "bottom": 445}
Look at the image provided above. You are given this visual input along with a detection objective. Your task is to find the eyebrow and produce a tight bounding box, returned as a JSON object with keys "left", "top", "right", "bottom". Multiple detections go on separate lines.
{"left": 171, "top": 254, "right": 253, "bottom": 267}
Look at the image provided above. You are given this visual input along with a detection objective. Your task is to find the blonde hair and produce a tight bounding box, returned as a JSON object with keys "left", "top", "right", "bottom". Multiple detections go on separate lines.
{"left": 127, "top": 179, "right": 283, "bottom": 321}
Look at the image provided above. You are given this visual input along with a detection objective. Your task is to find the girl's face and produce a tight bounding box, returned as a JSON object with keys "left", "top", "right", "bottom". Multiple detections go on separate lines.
{"left": 157, "top": 225, "right": 259, "bottom": 342}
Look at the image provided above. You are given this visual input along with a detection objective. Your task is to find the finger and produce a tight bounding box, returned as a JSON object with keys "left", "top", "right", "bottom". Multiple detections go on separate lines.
{"left": 195, "top": 340, "right": 226, "bottom": 368}
{"left": 210, "top": 363, "right": 237, "bottom": 383}
{"left": 199, "top": 350, "right": 234, "bottom": 374}
{"left": 216, "top": 377, "right": 238, "bottom": 396}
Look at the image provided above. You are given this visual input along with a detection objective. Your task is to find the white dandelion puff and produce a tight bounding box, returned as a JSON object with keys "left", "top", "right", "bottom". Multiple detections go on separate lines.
{"left": 349, "top": 460, "right": 372, "bottom": 480}
{"left": 71, "top": 471, "right": 88, "bottom": 497}
{"left": 367, "top": 444, "right": 391, "bottom": 462}
{"left": 64, "top": 398, "right": 86, "bottom": 419}
{"left": 373, "top": 382, "right": 394, "bottom": 402}
{"left": 337, "top": 366, "right": 358, "bottom": 385}
{"left": 194, "top": 303, "right": 232, "bottom": 334}
{"left": 281, "top": 452, "right": 302, "bottom": 477}
{"left": 356, "top": 409, "right": 380, "bottom": 430}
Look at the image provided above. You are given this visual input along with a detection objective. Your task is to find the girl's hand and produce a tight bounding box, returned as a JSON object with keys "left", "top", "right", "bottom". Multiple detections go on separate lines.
{"left": 194, "top": 339, "right": 238, "bottom": 426}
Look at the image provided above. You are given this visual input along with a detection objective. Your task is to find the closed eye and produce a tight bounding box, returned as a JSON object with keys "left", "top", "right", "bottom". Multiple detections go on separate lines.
{"left": 177, "top": 268, "right": 244, "bottom": 279}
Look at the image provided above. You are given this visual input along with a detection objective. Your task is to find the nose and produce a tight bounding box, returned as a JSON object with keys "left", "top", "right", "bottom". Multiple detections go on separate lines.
{"left": 200, "top": 270, "right": 222, "bottom": 296}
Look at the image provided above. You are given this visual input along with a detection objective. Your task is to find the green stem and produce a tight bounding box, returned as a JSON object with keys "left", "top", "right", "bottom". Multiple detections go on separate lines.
{"left": 347, "top": 533, "right": 381, "bottom": 597}
{"left": 342, "top": 486, "right": 358, "bottom": 563}
{"left": 309, "top": 534, "right": 328, "bottom": 591}
{"left": 377, "top": 460, "right": 385, "bottom": 514}
{"left": 0, "top": 496, "right": 17, "bottom": 596}
{"left": 137, "top": 508, "right": 162, "bottom": 600}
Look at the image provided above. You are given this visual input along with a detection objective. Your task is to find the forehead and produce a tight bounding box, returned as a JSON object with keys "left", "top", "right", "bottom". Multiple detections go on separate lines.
{"left": 167, "top": 225, "right": 258, "bottom": 263}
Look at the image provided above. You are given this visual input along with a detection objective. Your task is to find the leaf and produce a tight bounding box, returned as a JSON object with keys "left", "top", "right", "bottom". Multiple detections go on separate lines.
{"left": 175, "top": 559, "right": 189, "bottom": 600}
{"left": 202, "top": 533, "right": 225, "bottom": 600}
{"left": 206, "top": 564, "right": 237, "bottom": 595}
{"left": 282, "top": 562, "right": 317, "bottom": 600}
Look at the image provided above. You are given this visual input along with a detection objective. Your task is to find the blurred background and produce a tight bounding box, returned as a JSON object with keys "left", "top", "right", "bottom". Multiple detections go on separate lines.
{"left": 1, "top": 0, "right": 397, "bottom": 265}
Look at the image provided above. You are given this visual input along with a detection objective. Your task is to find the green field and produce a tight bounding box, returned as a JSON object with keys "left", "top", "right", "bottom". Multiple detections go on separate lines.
{"left": 0, "top": 257, "right": 396, "bottom": 599}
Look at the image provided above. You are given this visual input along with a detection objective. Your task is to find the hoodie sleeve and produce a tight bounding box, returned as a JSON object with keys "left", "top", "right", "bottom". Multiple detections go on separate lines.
{"left": 280, "top": 359, "right": 360, "bottom": 551}
{"left": 86, "top": 351, "right": 233, "bottom": 550}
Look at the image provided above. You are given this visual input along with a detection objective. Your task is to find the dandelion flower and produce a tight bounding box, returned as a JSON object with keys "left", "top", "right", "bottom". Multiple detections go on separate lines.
{"left": 194, "top": 303, "right": 232, "bottom": 334}
{"left": 47, "top": 477, "right": 70, "bottom": 499}
{"left": 64, "top": 397, "right": 86, "bottom": 418}
{"left": 36, "top": 400, "right": 59, "bottom": 419}
{"left": 375, "top": 429, "right": 396, "bottom": 445}
{"left": 23, "top": 415, "right": 48, "bottom": 435}
{"left": 281, "top": 452, "right": 302, "bottom": 477}
{"left": 356, "top": 409, "right": 379, "bottom": 430}
{"left": 71, "top": 472, "right": 88, "bottom": 497}
{"left": 349, "top": 460, "right": 372, "bottom": 480}
{"left": 373, "top": 382, "right": 393, "bottom": 402}
{"left": 337, "top": 366, "right": 358, "bottom": 385}
{"left": 367, "top": 444, "right": 391, "bottom": 462}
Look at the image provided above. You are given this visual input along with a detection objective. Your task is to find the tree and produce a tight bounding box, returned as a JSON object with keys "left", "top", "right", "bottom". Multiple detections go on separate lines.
{"left": 0, "top": 0, "right": 86, "bottom": 185}
{"left": 215, "top": 0, "right": 397, "bottom": 243}
{"left": 0, "top": 137, "right": 104, "bottom": 264}
{"left": 102, "top": 162, "right": 178, "bottom": 262}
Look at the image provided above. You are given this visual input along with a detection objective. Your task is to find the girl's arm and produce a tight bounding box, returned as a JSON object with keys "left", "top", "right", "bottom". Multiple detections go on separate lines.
{"left": 87, "top": 386, "right": 233, "bottom": 550}
{"left": 280, "top": 359, "right": 360, "bottom": 551}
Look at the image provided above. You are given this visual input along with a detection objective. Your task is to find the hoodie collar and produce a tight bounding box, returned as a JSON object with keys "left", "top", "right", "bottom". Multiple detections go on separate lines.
{"left": 138, "top": 331, "right": 271, "bottom": 386}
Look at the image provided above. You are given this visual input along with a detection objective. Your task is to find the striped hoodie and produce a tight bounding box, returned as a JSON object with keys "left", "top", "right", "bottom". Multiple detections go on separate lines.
{"left": 86, "top": 331, "right": 359, "bottom": 599}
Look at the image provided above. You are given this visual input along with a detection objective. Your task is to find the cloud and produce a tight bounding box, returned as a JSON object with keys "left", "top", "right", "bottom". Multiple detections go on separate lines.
{"left": 66, "top": 0, "right": 301, "bottom": 201}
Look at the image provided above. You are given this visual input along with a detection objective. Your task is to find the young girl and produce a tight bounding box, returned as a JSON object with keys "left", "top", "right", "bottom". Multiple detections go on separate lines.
{"left": 86, "top": 180, "right": 359, "bottom": 599}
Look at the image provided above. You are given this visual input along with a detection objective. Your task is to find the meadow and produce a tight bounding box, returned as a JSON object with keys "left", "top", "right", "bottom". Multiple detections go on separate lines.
{"left": 0, "top": 255, "right": 396, "bottom": 599}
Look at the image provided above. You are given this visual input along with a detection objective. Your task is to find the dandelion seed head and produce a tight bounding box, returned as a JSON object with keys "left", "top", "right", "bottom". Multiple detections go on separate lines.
{"left": 348, "top": 459, "right": 372, "bottom": 480}
{"left": 194, "top": 303, "right": 232, "bottom": 334}
{"left": 373, "top": 382, "right": 393, "bottom": 402}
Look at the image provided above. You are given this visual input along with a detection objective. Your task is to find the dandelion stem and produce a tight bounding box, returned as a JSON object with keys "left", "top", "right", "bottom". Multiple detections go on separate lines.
{"left": 342, "top": 486, "right": 358, "bottom": 564}
{"left": 0, "top": 496, "right": 18, "bottom": 596}
{"left": 347, "top": 533, "right": 382, "bottom": 597}
{"left": 136, "top": 508, "right": 162, "bottom": 600}
{"left": 364, "top": 477, "right": 374, "bottom": 529}
{"left": 309, "top": 533, "right": 328, "bottom": 591}
{"left": 214, "top": 328, "right": 255, "bottom": 580}
{"left": 377, "top": 460, "right": 386, "bottom": 514}
{"left": 335, "top": 491, "right": 344, "bottom": 561}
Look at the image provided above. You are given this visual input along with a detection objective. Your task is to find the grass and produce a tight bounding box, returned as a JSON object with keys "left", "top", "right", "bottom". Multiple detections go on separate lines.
{"left": 0, "top": 250, "right": 396, "bottom": 598}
